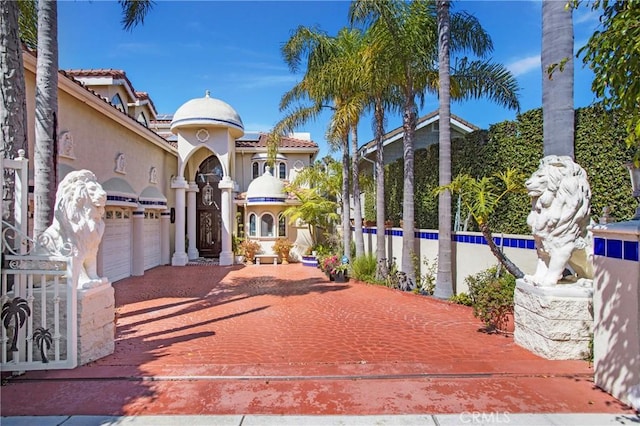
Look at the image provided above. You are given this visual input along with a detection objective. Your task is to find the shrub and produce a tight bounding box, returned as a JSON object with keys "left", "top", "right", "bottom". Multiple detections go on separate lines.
{"left": 449, "top": 292, "right": 473, "bottom": 306}
{"left": 465, "top": 266, "right": 516, "bottom": 330}
{"left": 350, "top": 254, "right": 377, "bottom": 282}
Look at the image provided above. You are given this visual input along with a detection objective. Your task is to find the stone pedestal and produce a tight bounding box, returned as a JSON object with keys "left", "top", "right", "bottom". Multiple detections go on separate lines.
{"left": 77, "top": 283, "right": 115, "bottom": 365}
{"left": 514, "top": 279, "right": 593, "bottom": 360}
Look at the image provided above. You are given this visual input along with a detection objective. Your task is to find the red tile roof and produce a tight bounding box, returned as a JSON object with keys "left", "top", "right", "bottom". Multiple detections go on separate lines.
{"left": 236, "top": 133, "right": 318, "bottom": 149}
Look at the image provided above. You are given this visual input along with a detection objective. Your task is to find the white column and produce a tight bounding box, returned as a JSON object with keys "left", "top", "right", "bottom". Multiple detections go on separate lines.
{"left": 218, "top": 177, "right": 234, "bottom": 266}
{"left": 171, "top": 176, "right": 189, "bottom": 266}
{"left": 160, "top": 210, "right": 171, "bottom": 265}
{"left": 592, "top": 221, "right": 640, "bottom": 410}
{"left": 131, "top": 207, "right": 145, "bottom": 276}
{"left": 187, "top": 182, "right": 199, "bottom": 260}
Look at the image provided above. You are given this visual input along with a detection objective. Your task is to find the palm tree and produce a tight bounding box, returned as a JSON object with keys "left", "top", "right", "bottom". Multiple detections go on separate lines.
{"left": 1, "top": 296, "right": 31, "bottom": 352}
{"left": 277, "top": 26, "right": 370, "bottom": 260}
{"left": 1, "top": 0, "right": 34, "bottom": 225}
{"left": 33, "top": 326, "right": 53, "bottom": 363}
{"left": 33, "top": 0, "right": 59, "bottom": 236}
{"left": 542, "top": 0, "right": 574, "bottom": 158}
{"left": 435, "top": 0, "right": 453, "bottom": 299}
{"left": 32, "top": 0, "right": 154, "bottom": 236}
{"left": 436, "top": 170, "right": 526, "bottom": 278}
{"left": 351, "top": 0, "right": 520, "bottom": 286}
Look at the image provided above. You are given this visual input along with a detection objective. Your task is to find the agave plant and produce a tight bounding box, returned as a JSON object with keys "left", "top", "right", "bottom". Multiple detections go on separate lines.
{"left": 33, "top": 326, "right": 53, "bottom": 363}
{"left": 1, "top": 297, "right": 31, "bottom": 352}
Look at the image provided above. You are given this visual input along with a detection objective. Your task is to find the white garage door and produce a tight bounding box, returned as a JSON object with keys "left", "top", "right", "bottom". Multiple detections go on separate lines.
{"left": 101, "top": 208, "right": 132, "bottom": 283}
{"left": 144, "top": 210, "right": 161, "bottom": 270}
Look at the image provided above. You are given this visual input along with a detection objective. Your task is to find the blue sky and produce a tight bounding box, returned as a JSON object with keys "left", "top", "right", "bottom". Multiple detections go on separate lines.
{"left": 58, "top": 0, "right": 602, "bottom": 159}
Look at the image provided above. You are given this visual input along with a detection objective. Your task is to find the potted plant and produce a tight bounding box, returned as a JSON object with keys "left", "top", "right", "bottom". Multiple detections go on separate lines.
{"left": 232, "top": 234, "right": 245, "bottom": 264}
{"left": 320, "top": 254, "right": 340, "bottom": 278}
{"left": 239, "top": 239, "right": 261, "bottom": 265}
{"left": 272, "top": 238, "right": 294, "bottom": 264}
{"left": 332, "top": 262, "right": 350, "bottom": 283}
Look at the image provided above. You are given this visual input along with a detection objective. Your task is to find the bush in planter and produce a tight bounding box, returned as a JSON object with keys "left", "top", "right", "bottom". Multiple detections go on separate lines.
{"left": 272, "top": 238, "right": 294, "bottom": 263}
{"left": 465, "top": 266, "right": 516, "bottom": 331}
{"left": 239, "top": 239, "right": 261, "bottom": 264}
{"left": 350, "top": 254, "right": 377, "bottom": 282}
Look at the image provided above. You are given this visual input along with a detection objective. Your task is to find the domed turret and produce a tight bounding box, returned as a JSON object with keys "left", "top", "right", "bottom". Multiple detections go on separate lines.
{"left": 170, "top": 90, "right": 244, "bottom": 138}
{"left": 246, "top": 167, "right": 286, "bottom": 205}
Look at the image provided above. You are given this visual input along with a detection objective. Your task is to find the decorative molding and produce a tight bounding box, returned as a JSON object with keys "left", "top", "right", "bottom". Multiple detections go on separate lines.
{"left": 58, "top": 131, "right": 75, "bottom": 159}
{"left": 115, "top": 153, "right": 127, "bottom": 174}
{"left": 149, "top": 167, "right": 158, "bottom": 184}
{"left": 196, "top": 128, "right": 210, "bottom": 143}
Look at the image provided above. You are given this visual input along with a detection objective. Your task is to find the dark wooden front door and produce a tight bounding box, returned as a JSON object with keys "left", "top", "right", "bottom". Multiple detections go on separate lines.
{"left": 197, "top": 208, "right": 221, "bottom": 257}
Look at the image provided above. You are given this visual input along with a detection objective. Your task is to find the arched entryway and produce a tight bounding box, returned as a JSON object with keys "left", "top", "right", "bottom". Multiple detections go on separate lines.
{"left": 196, "top": 155, "right": 223, "bottom": 257}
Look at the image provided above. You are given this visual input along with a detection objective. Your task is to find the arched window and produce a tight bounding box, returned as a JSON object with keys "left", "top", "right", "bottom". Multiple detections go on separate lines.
{"left": 137, "top": 111, "right": 148, "bottom": 127}
{"left": 111, "top": 94, "right": 125, "bottom": 113}
{"left": 278, "top": 214, "right": 287, "bottom": 237}
{"left": 260, "top": 213, "right": 274, "bottom": 237}
{"left": 252, "top": 162, "right": 259, "bottom": 179}
{"left": 278, "top": 162, "right": 286, "bottom": 179}
{"left": 248, "top": 213, "right": 257, "bottom": 237}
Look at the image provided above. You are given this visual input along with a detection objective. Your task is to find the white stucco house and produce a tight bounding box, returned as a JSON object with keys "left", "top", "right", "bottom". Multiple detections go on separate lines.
{"left": 19, "top": 48, "right": 319, "bottom": 283}
{"left": 358, "top": 110, "right": 479, "bottom": 171}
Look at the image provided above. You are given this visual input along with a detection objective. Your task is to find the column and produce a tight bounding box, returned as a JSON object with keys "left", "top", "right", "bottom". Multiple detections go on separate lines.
{"left": 131, "top": 207, "right": 145, "bottom": 276}
{"left": 171, "top": 176, "right": 189, "bottom": 266}
{"left": 592, "top": 221, "right": 640, "bottom": 410}
{"left": 160, "top": 210, "right": 171, "bottom": 265}
{"left": 187, "top": 182, "right": 199, "bottom": 260}
{"left": 218, "top": 176, "right": 234, "bottom": 266}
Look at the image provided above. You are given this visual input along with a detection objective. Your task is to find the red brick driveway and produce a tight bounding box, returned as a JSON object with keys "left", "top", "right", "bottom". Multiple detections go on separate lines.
{"left": 0, "top": 264, "right": 633, "bottom": 416}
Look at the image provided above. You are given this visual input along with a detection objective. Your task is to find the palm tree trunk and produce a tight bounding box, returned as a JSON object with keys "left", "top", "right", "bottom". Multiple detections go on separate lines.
{"left": 34, "top": 0, "right": 58, "bottom": 236}
{"left": 401, "top": 84, "right": 416, "bottom": 282}
{"left": 1, "top": 0, "right": 29, "bottom": 225}
{"left": 350, "top": 126, "right": 364, "bottom": 258}
{"left": 479, "top": 223, "right": 524, "bottom": 279}
{"left": 341, "top": 136, "right": 351, "bottom": 260}
{"left": 434, "top": 0, "right": 454, "bottom": 299}
{"left": 374, "top": 98, "right": 386, "bottom": 276}
{"left": 542, "top": 0, "right": 574, "bottom": 158}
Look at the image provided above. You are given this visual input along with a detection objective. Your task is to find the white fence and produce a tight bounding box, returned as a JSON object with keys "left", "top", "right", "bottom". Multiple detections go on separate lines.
{"left": 357, "top": 226, "right": 538, "bottom": 294}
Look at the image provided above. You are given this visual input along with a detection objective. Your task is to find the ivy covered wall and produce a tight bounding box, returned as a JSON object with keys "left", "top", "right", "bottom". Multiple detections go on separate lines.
{"left": 371, "top": 104, "right": 636, "bottom": 234}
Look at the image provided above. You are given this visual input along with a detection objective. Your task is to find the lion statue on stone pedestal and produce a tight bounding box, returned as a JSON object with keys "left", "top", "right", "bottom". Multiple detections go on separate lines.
{"left": 39, "top": 170, "right": 108, "bottom": 289}
{"left": 524, "top": 155, "right": 593, "bottom": 287}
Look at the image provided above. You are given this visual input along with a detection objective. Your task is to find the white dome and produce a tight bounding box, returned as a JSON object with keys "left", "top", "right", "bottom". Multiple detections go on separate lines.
{"left": 170, "top": 91, "right": 244, "bottom": 138}
{"left": 246, "top": 168, "right": 286, "bottom": 204}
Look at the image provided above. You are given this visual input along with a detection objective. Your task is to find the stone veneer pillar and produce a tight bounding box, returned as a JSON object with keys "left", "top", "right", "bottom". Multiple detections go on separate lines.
{"left": 131, "top": 207, "right": 145, "bottom": 276}
{"left": 514, "top": 279, "right": 593, "bottom": 360}
{"left": 218, "top": 177, "right": 234, "bottom": 266}
{"left": 171, "top": 176, "right": 189, "bottom": 266}
{"left": 591, "top": 220, "right": 640, "bottom": 410}
{"left": 77, "top": 284, "right": 115, "bottom": 365}
{"left": 187, "top": 182, "right": 199, "bottom": 260}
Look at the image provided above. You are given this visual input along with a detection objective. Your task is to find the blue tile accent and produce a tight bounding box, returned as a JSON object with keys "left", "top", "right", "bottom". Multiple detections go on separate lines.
{"left": 594, "top": 238, "right": 606, "bottom": 256}
{"left": 624, "top": 241, "right": 639, "bottom": 261}
{"left": 247, "top": 197, "right": 286, "bottom": 203}
{"left": 526, "top": 240, "right": 535, "bottom": 250}
{"left": 107, "top": 195, "right": 137, "bottom": 203}
{"left": 607, "top": 239, "right": 623, "bottom": 259}
{"left": 139, "top": 200, "right": 167, "bottom": 206}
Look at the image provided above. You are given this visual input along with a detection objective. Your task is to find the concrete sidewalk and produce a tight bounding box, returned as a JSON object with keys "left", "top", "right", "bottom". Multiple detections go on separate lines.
{"left": 1, "top": 264, "right": 636, "bottom": 419}
{"left": 3, "top": 414, "right": 640, "bottom": 425}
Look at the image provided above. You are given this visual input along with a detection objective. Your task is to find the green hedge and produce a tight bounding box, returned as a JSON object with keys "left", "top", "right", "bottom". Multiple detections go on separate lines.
{"left": 375, "top": 104, "right": 636, "bottom": 234}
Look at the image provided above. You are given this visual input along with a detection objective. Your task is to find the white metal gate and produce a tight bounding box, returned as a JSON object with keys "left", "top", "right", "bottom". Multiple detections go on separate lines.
{"left": 1, "top": 152, "right": 78, "bottom": 371}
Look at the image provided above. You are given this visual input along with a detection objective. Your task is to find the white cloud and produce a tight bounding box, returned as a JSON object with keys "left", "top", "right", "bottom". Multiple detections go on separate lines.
{"left": 235, "top": 74, "right": 299, "bottom": 89}
{"left": 507, "top": 55, "right": 541, "bottom": 77}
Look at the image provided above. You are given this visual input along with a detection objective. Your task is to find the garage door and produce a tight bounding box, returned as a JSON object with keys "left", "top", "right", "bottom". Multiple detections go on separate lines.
{"left": 101, "top": 208, "right": 132, "bottom": 283}
{"left": 144, "top": 210, "right": 161, "bottom": 270}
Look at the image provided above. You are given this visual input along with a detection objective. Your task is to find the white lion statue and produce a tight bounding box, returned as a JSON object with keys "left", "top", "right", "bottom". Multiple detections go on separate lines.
{"left": 39, "top": 170, "right": 108, "bottom": 289}
{"left": 524, "top": 155, "right": 593, "bottom": 287}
